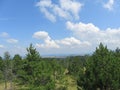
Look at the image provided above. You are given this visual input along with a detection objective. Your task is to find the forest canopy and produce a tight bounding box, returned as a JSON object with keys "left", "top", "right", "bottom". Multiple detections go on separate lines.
{"left": 0, "top": 43, "right": 120, "bottom": 90}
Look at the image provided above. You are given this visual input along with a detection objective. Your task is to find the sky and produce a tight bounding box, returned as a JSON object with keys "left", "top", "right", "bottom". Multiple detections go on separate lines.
{"left": 0, "top": 0, "right": 120, "bottom": 56}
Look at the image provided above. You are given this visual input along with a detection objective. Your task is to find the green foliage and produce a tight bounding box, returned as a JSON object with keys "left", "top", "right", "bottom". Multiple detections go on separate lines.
{"left": 68, "top": 56, "right": 87, "bottom": 77}
{"left": 77, "top": 43, "right": 120, "bottom": 90}
{"left": 0, "top": 56, "right": 3, "bottom": 67}
{"left": 19, "top": 44, "right": 55, "bottom": 89}
{"left": 0, "top": 43, "right": 120, "bottom": 90}
{"left": 3, "top": 52, "right": 14, "bottom": 90}
{"left": 13, "top": 54, "right": 22, "bottom": 74}
{"left": 26, "top": 43, "right": 41, "bottom": 62}
{"left": 21, "top": 44, "right": 41, "bottom": 84}
{"left": 3, "top": 52, "right": 12, "bottom": 82}
{"left": 0, "top": 56, "right": 3, "bottom": 81}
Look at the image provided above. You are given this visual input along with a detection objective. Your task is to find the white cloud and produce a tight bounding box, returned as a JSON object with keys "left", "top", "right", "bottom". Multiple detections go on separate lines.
{"left": 33, "top": 31, "right": 59, "bottom": 48}
{"left": 56, "top": 37, "right": 91, "bottom": 48}
{"left": 66, "top": 21, "right": 100, "bottom": 41}
{"left": 0, "top": 32, "right": 9, "bottom": 38}
{"left": 33, "top": 31, "right": 51, "bottom": 40}
{"left": 7, "top": 39, "right": 18, "bottom": 44}
{"left": 36, "top": 0, "right": 56, "bottom": 22}
{"left": 59, "top": 0, "right": 82, "bottom": 20}
{"left": 36, "top": 39, "right": 59, "bottom": 48}
{"left": 53, "top": 5, "right": 71, "bottom": 20}
{"left": 36, "top": 0, "right": 83, "bottom": 22}
{"left": 0, "top": 45, "right": 4, "bottom": 48}
{"left": 33, "top": 30, "right": 91, "bottom": 54}
{"left": 0, "top": 32, "right": 19, "bottom": 44}
{"left": 41, "top": 7, "right": 56, "bottom": 22}
{"left": 33, "top": 30, "right": 91, "bottom": 49}
{"left": 56, "top": 37, "right": 81, "bottom": 46}
{"left": 33, "top": 23, "right": 120, "bottom": 55}
{"left": 103, "top": 0, "right": 114, "bottom": 11}
{"left": 66, "top": 21, "right": 120, "bottom": 49}
{"left": 37, "top": 0, "right": 52, "bottom": 7}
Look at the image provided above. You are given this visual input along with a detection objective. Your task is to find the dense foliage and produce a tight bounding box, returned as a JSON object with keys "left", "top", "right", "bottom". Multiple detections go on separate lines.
{"left": 0, "top": 43, "right": 120, "bottom": 90}
{"left": 77, "top": 43, "right": 120, "bottom": 90}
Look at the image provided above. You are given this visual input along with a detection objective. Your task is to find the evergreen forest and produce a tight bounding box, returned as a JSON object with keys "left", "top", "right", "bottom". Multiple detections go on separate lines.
{"left": 0, "top": 43, "right": 120, "bottom": 90}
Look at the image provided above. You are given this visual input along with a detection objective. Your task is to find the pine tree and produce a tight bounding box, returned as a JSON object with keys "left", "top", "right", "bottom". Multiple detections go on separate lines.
{"left": 77, "top": 43, "right": 120, "bottom": 90}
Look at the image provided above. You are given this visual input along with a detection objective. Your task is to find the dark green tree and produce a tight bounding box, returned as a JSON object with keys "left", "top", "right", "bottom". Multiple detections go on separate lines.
{"left": 13, "top": 54, "right": 22, "bottom": 75}
{"left": 0, "top": 56, "right": 3, "bottom": 68}
{"left": 68, "top": 56, "right": 86, "bottom": 77}
{"left": 77, "top": 43, "right": 120, "bottom": 90}
{"left": 0, "top": 56, "right": 3, "bottom": 81}
{"left": 3, "top": 52, "right": 13, "bottom": 90}
{"left": 21, "top": 44, "right": 55, "bottom": 89}
{"left": 25, "top": 44, "right": 41, "bottom": 84}
{"left": 12, "top": 54, "right": 24, "bottom": 87}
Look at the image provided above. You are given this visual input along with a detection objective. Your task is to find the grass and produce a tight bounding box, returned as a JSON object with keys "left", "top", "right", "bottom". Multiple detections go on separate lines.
{"left": 0, "top": 82, "right": 29, "bottom": 90}
{"left": 0, "top": 82, "right": 12, "bottom": 90}
{"left": 0, "top": 82, "right": 4, "bottom": 90}
{"left": 66, "top": 76, "right": 77, "bottom": 90}
{"left": 0, "top": 75, "right": 77, "bottom": 90}
{"left": 56, "top": 75, "right": 77, "bottom": 90}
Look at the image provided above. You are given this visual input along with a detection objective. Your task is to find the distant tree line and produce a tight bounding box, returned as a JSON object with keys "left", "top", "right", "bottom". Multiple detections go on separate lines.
{"left": 0, "top": 43, "right": 120, "bottom": 90}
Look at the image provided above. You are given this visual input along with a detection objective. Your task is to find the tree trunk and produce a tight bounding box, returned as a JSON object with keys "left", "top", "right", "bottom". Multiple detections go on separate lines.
{"left": 4, "top": 69, "right": 7, "bottom": 90}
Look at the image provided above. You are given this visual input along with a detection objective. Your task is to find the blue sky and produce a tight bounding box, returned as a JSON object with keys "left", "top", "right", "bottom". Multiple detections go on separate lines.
{"left": 0, "top": 0, "right": 120, "bottom": 56}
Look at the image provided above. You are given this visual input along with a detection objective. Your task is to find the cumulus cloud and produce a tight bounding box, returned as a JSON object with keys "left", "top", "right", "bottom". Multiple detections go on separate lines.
{"left": 32, "top": 21, "right": 120, "bottom": 55}
{"left": 7, "top": 39, "right": 18, "bottom": 44}
{"left": 103, "top": 0, "right": 114, "bottom": 11}
{"left": 56, "top": 37, "right": 89, "bottom": 47}
{"left": 33, "top": 31, "right": 59, "bottom": 48}
{"left": 36, "top": 0, "right": 83, "bottom": 22}
{"left": 0, "top": 32, "right": 9, "bottom": 38}
{"left": 33, "top": 31, "right": 51, "bottom": 40}
{"left": 66, "top": 21, "right": 120, "bottom": 49}
{"left": 56, "top": 37, "right": 91, "bottom": 49}
{"left": 56, "top": 37, "right": 81, "bottom": 46}
{"left": 33, "top": 31, "right": 91, "bottom": 51}
{"left": 36, "top": 40, "right": 59, "bottom": 48}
